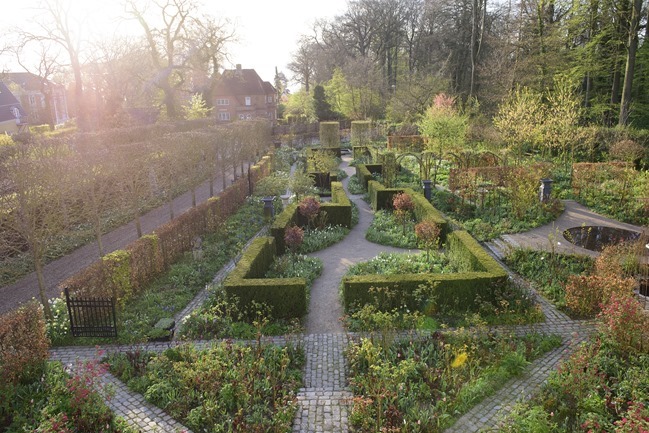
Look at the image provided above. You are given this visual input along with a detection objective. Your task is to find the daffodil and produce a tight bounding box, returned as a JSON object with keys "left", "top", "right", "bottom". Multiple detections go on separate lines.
{"left": 451, "top": 352, "right": 468, "bottom": 368}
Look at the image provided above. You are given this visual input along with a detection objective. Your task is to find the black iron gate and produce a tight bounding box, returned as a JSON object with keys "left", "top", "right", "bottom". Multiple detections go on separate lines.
{"left": 64, "top": 288, "right": 117, "bottom": 338}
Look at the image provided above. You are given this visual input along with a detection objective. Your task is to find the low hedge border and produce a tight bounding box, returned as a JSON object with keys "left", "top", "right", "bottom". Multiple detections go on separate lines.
{"left": 270, "top": 182, "right": 352, "bottom": 254}
{"left": 224, "top": 236, "right": 307, "bottom": 319}
{"left": 341, "top": 230, "right": 507, "bottom": 313}
{"left": 321, "top": 182, "right": 352, "bottom": 228}
{"left": 355, "top": 163, "right": 383, "bottom": 190}
{"left": 367, "top": 180, "right": 449, "bottom": 238}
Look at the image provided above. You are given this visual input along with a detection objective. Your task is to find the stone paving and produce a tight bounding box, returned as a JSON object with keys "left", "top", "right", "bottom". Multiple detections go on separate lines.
{"left": 47, "top": 155, "right": 615, "bottom": 433}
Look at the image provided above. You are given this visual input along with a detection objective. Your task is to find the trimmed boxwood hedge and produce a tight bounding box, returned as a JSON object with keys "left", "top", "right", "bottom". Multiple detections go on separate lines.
{"left": 367, "top": 180, "right": 449, "bottom": 238}
{"left": 319, "top": 121, "right": 340, "bottom": 147}
{"left": 341, "top": 230, "right": 507, "bottom": 313}
{"left": 355, "top": 164, "right": 383, "bottom": 190}
{"left": 271, "top": 182, "right": 352, "bottom": 254}
{"left": 322, "top": 182, "right": 352, "bottom": 228}
{"left": 224, "top": 237, "right": 307, "bottom": 319}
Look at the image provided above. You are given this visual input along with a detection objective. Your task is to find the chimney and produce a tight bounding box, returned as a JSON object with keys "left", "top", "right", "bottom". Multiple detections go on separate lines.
{"left": 236, "top": 64, "right": 242, "bottom": 71}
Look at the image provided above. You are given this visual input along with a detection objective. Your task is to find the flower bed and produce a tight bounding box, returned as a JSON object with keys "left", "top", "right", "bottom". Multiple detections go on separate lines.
{"left": 347, "top": 331, "right": 562, "bottom": 432}
{"left": 107, "top": 342, "right": 304, "bottom": 433}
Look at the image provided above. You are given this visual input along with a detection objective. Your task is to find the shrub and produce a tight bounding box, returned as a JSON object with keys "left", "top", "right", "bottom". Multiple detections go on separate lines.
{"left": 0, "top": 302, "right": 49, "bottom": 387}
{"left": 351, "top": 120, "right": 371, "bottom": 147}
{"left": 393, "top": 192, "right": 414, "bottom": 234}
{"left": 598, "top": 292, "right": 649, "bottom": 353}
{"left": 609, "top": 139, "right": 645, "bottom": 162}
{"left": 284, "top": 225, "right": 304, "bottom": 253}
{"left": 415, "top": 219, "right": 441, "bottom": 260}
{"left": 319, "top": 121, "right": 340, "bottom": 147}
{"left": 298, "top": 196, "right": 321, "bottom": 230}
{"left": 564, "top": 274, "right": 636, "bottom": 318}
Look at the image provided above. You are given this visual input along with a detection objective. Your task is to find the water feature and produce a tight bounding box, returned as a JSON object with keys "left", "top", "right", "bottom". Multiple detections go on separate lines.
{"left": 562, "top": 225, "right": 642, "bottom": 253}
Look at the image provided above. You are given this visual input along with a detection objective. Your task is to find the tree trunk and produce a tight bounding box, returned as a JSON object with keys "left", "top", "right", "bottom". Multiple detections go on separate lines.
{"left": 94, "top": 215, "right": 104, "bottom": 257}
{"left": 135, "top": 213, "right": 142, "bottom": 238}
{"left": 34, "top": 254, "right": 52, "bottom": 319}
{"left": 619, "top": 0, "right": 643, "bottom": 125}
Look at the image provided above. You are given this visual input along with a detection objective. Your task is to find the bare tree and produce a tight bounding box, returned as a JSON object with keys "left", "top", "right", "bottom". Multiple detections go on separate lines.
{"left": 288, "top": 36, "right": 317, "bottom": 92}
{"left": 15, "top": 0, "right": 89, "bottom": 130}
{"left": 126, "top": 0, "right": 196, "bottom": 119}
{"left": 0, "top": 141, "right": 72, "bottom": 318}
{"left": 127, "top": 0, "right": 233, "bottom": 119}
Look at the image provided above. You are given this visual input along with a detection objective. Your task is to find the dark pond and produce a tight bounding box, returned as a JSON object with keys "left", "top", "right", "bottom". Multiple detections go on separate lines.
{"left": 563, "top": 225, "right": 642, "bottom": 253}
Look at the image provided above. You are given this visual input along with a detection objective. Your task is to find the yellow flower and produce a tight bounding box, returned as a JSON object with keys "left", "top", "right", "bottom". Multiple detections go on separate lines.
{"left": 451, "top": 352, "right": 468, "bottom": 368}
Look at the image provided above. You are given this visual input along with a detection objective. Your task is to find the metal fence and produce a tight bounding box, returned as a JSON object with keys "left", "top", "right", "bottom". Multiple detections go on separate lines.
{"left": 64, "top": 288, "right": 117, "bottom": 338}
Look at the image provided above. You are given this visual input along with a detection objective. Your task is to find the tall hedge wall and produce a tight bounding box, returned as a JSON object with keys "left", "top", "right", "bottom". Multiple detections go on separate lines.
{"left": 224, "top": 237, "right": 307, "bottom": 319}
{"left": 342, "top": 230, "right": 506, "bottom": 313}
{"left": 319, "top": 121, "right": 340, "bottom": 147}
{"left": 351, "top": 121, "right": 371, "bottom": 147}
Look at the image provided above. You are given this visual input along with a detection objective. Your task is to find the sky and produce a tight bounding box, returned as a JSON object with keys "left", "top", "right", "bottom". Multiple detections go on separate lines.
{"left": 0, "top": 0, "right": 349, "bottom": 89}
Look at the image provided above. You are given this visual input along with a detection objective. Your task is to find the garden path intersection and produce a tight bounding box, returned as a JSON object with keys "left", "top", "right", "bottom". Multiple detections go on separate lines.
{"left": 49, "top": 155, "right": 600, "bottom": 433}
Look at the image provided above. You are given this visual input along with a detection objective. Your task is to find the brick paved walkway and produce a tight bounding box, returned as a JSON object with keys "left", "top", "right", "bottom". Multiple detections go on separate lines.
{"left": 47, "top": 155, "right": 603, "bottom": 433}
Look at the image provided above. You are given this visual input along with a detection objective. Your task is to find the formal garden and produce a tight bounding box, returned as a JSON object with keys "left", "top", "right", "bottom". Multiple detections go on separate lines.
{"left": 0, "top": 114, "right": 648, "bottom": 432}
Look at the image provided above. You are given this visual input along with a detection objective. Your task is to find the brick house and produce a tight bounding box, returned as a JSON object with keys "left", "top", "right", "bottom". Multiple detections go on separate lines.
{"left": 0, "top": 81, "right": 28, "bottom": 134}
{"left": 213, "top": 65, "right": 277, "bottom": 124}
{"left": 4, "top": 72, "right": 69, "bottom": 127}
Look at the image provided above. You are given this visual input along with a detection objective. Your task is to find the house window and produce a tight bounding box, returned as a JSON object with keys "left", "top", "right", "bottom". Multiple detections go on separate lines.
{"left": 218, "top": 112, "right": 230, "bottom": 121}
{"left": 216, "top": 99, "right": 229, "bottom": 105}
{"left": 245, "top": 96, "right": 251, "bottom": 106}
{"left": 239, "top": 114, "right": 246, "bottom": 120}
{"left": 29, "top": 95, "right": 36, "bottom": 105}
{"left": 267, "top": 95, "right": 273, "bottom": 103}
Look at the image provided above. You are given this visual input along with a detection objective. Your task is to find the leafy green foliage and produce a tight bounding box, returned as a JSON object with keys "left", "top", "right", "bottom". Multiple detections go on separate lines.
{"left": 2, "top": 359, "right": 135, "bottom": 432}
{"left": 431, "top": 187, "right": 561, "bottom": 241}
{"left": 107, "top": 342, "right": 304, "bottom": 433}
{"left": 182, "top": 93, "right": 212, "bottom": 119}
{"left": 500, "top": 338, "right": 649, "bottom": 433}
{"left": 505, "top": 248, "right": 593, "bottom": 310}
{"left": 347, "top": 174, "right": 365, "bottom": 194}
{"left": 265, "top": 253, "right": 323, "bottom": 288}
{"left": 346, "top": 252, "right": 457, "bottom": 276}
{"left": 347, "top": 332, "right": 562, "bottom": 432}
{"left": 178, "top": 287, "right": 302, "bottom": 340}
{"left": 299, "top": 225, "right": 350, "bottom": 253}
{"left": 366, "top": 210, "right": 418, "bottom": 248}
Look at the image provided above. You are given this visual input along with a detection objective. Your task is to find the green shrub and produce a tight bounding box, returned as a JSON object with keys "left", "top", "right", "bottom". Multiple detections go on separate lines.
{"left": 319, "top": 121, "right": 340, "bottom": 147}
{"left": 365, "top": 210, "right": 417, "bottom": 248}
{"left": 356, "top": 164, "right": 383, "bottom": 190}
{"left": 351, "top": 120, "right": 371, "bottom": 146}
{"left": 272, "top": 182, "right": 351, "bottom": 254}
{"left": 224, "top": 237, "right": 307, "bottom": 318}
{"left": 342, "top": 231, "right": 506, "bottom": 313}
{"left": 107, "top": 342, "right": 304, "bottom": 433}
